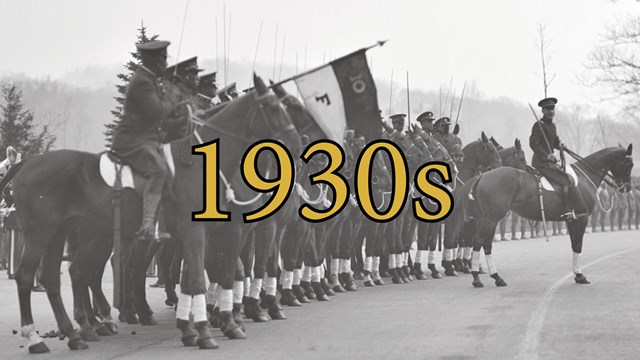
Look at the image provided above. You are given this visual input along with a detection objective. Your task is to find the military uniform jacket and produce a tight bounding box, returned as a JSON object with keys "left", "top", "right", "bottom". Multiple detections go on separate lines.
{"left": 529, "top": 118, "right": 561, "bottom": 169}
{"left": 112, "top": 66, "right": 174, "bottom": 154}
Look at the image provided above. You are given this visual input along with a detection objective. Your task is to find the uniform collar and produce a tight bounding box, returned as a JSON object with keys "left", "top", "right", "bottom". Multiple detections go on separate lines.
{"left": 139, "top": 65, "right": 158, "bottom": 78}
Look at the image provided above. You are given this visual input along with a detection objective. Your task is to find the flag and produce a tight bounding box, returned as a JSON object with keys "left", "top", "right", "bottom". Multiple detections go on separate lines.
{"left": 293, "top": 47, "right": 382, "bottom": 143}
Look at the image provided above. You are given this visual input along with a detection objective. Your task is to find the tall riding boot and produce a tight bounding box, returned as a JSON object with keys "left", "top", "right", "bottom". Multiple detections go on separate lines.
{"left": 138, "top": 191, "right": 171, "bottom": 241}
{"left": 560, "top": 185, "right": 577, "bottom": 221}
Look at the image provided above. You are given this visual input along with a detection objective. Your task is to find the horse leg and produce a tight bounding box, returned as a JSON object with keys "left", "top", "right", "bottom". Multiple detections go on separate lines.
{"left": 477, "top": 221, "right": 507, "bottom": 287}
{"left": 164, "top": 240, "right": 182, "bottom": 307}
{"left": 339, "top": 219, "right": 357, "bottom": 291}
{"left": 292, "top": 224, "right": 311, "bottom": 303}
{"left": 244, "top": 228, "right": 270, "bottom": 322}
{"left": 232, "top": 258, "right": 246, "bottom": 332}
{"left": 89, "top": 234, "right": 118, "bottom": 335}
{"left": 280, "top": 222, "right": 304, "bottom": 306}
{"left": 240, "top": 232, "right": 255, "bottom": 307}
{"left": 569, "top": 217, "right": 591, "bottom": 284}
{"left": 129, "top": 239, "right": 160, "bottom": 325}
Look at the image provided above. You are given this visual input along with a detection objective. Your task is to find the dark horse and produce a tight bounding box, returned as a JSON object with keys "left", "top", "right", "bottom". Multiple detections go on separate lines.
{"left": 0, "top": 74, "right": 300, "bottom": 353}
{"left": 445, "top": 145, "right": 634, "bottom": 288}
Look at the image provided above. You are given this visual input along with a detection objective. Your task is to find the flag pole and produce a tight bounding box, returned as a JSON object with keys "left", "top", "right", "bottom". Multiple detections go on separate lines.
{"left": 406, "top": 71, "right": 411, "bottom": 127}
{"left": 269, "top": 40, "right": 387, "bottom": 89}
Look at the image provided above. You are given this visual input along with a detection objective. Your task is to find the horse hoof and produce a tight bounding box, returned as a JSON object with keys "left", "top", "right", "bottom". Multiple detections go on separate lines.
{"left": 574, "top": 274, "right": 591, "bottom": 284}
{"left": 79, "top": 328, "right": 100, "bottom": 342}
{"left": 123, "top": 314, "right": 139, "bottom": 325}
{"left": 268, "top": 309, "right": 287, "bottom": 320}
{"left": 316, "top": 293, "right": 331, "bottom": 301}
{"left": 103, "top": 322, "right": 118, "bottom": 335}
{"left": 495, "top": 279, "right": 508, "bottom": 287}
{"left": 472, "top": 280, "right": 484, "bottom": 288}
{"left": 333, "top": 284, "right": 346, "bottom": 293}
{"left": 462, "top": 266, "right": 471, "bottom": 274}
{"left": 68, "top": 337, "right": 89, "bottom": 350}
{"left": 373, "top": 279, "right": 385, "bottom": 286}
{"left": 139, "top": 315, "right": 158, "bottom": 326}
{"left": 197, "top": 337, "right": 219, "bottom": 349}
{"left": 181, "top": 335, "right": 198, "bottom": 347}
{"left": 444, "top": 270, "right": 458, "bottom": 277}
{"left": 224, "top": 326, "right": 247, "bottom": 340}
{"left": 28, "top": 342, "right": 50, "bottom": 354}
{"left": 94, "top": 325, "right": 112, "bottom": 337}
{"left": 415, "top": 273, "right": 428, "bottom": 280}
{"left": 364, "top": 280, "right": 375, "bottom": 287}
{"left": 431, "top": 272, "right": 443, "bottom": 279}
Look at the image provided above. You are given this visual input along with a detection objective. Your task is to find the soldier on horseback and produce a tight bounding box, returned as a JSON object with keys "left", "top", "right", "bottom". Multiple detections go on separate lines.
{"left": 390, "top": 113, "right": 407, "bottom": 134}
{"left": 111, "top": 40, "right": 182, "bottom": 240}
{"left": 529, "top": 97, "right": 583, "bottom": 221}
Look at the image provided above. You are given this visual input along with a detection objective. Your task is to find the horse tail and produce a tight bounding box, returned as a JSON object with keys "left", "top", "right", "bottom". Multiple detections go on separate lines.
{"left": 0, "top": 160, "right": 26, "bottom": 193}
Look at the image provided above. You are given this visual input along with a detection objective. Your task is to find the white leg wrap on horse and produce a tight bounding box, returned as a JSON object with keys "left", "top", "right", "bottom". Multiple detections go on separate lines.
{"left": 457, "top": 247, "right": 464, "bottom": 259}
{"left": 206, "top": 282, "right": 218, "bottom": 305}
{"left": 486, "top": 254, "right": 497, "bottom": 275}
{"left": 249, "top": 278, "right": 263, "bottom": 299}
{"left": 364, "top": 256, "right": 373, "bottom": 272}
{"left": 396, "top": 254, "right": 404, "bottom": 266}
{"left": 341, "top": 259, "right": 351, "bottom": 273}
{"left": 282, "top": 271, "right": 294, "bottom": 289}
{"left": 22, "top": 325, "right": 43, "bottom": 348}
{"left": 330, "top": 258, "right": 339, "bottom": 275}
{"left": 444, "top": 249, "right": 453, "bottom": 261}
{"left": 219, "top": 289, "right": 233, "bottom": 312}
{"left": 302, "top": 266, "right": 313, "bottom": 282}
{"left": 313, "top": 266, "right": 323, "bottom": 283}
{"left": 243, "top": 277, "right": 251, "bottom": 297}
{"left": 464, "top": 247, "right": 472, "bottom": 260}
{"left": 264, "top": 277, "right": 277, "bottom": 296}
{"left": 388, "top": 254, "right": 396, "bottom": 269}
{"left": 471, "top": 251, "right": 481, "bottom": 272}
{"left": 415, "top": 250, "right": 424, "bottom": 264}
{"left": 372, "top": 257, "right": 381, "bottom": 280}
{"left": 573, "top": 252, "right": 582, "bottom": 274}
{"left": 233, "top": 280, "right": 244, "bottom": 303}
{"left": 213, "top": 284, "right": 222, "bottom": 303}
{"left": 176, "top": 292, "right": 193, "bottom": 320}
{"left": 293, "top": 269, "right": 302, "bottom": 285}
{"left": 403, "top": 252, "right": 409, "bottom": 266}
{"left": 428, "top": 250, "right": 436, "bottom": 264}
{"left": 192, "top": 294, "right": 207, "bottom": 323}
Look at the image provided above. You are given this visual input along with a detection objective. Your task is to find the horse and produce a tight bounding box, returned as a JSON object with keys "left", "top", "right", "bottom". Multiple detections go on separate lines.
{"left": 0, "top": 73, "right": 299, "bottom": 353}
{"left": 445, "top": 145, "right": 633, "bottom": 288}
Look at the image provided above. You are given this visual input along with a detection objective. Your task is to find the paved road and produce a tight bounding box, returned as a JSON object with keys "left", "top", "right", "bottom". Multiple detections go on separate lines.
{"left": 0, "top": 229, "right": 639, "bottom": 360}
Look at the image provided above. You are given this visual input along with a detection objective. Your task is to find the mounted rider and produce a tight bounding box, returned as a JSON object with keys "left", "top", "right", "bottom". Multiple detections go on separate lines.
{"left": 111, "top": 40, "right": 183, "bottom": 240}
{"left": 197, "top": 71, "right": 218, "bottom": 109}
{"left": 161, "top": 56, "right": 204, "bottom": 143}
{"left": 529, "top": 97, "right": 583, "bottom": 221}
{"left": 390, "top": 113, "right": 407, "bottom": 134}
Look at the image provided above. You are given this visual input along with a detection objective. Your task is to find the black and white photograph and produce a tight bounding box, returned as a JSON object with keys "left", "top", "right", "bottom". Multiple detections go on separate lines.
{"left": 0, "top": 0, "right": 639, "bottom": 359}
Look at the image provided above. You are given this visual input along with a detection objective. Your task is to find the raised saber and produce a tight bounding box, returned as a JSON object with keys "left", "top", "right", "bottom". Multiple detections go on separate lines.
{"left": 528, "top": 102, "right": 552, "bottom": 242}
{"left": 454, "top": 81, "right": 467, "bottom": 126}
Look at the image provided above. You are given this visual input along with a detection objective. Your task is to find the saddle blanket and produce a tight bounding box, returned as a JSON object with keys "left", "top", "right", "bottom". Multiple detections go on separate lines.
{"left": 540, "top": 165, "right": 578, "bottom": 191}
{"left": 99, "top": 153, "right": 135, "bottom": 189}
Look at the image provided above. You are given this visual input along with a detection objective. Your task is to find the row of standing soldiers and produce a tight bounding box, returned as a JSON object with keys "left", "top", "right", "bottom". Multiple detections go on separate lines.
{"left": 496, "top": 182, "right": 640, "bottom": 240}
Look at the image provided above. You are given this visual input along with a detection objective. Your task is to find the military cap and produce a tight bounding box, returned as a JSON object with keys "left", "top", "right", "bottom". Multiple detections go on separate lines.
{"left": 537, "top": 97, "right": 558, "bottom": 109}
{"left": 436, "top": 117, "right": 451, "bottom": 125}
{"left": 137, "top": 40, "right": 170, "bottom": 56}
{"left": 216, "top": 82, "right": 238, "bottom": 96}
{"left": 199, "top": 72, "right": 217, "bottom": 84}
{"left": 417, "top": 111, "right": 435, "bottom": 123}
{"left": 166, "top": 56, "right": 204, "bottom": 77}
{"left": 390, "top": 114, "right": 407, "bottom": 122}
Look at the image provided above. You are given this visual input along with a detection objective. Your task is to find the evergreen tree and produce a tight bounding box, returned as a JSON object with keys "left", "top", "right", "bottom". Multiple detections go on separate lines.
{"left": 104, "top": 22, "right": 158, "bottom": 148}
{"left": 0, "top": 83, "right": 56, "bottom": 158}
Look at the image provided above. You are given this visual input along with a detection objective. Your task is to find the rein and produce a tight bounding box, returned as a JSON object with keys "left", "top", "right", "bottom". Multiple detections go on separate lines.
{"left": 564, "top": 148, "right": 620, "bottom": 190}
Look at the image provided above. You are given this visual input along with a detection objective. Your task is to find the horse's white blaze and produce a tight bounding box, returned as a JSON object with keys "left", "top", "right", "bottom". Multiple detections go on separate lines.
{"left": 22, "top": 325, "right": 43, "bottom": 347}
{"left": 302, "top": 266, "right": 313, "bottom": 282}
{"left": 282, "top": 271, "right": 294, "bottom": 289}
{"left": 219, "top": 289, "right": 233, "bottom": 312}
{"left": 293, "top": 269, "right": 302, "bottom": 285}
{"left": 264, "top": 277, "right": 277, "bottom": 296}
{"left": 486, "top": 254, "right": 497, "bottom": 275}
{"left": 572, "top": 252, "right": 582, "bottom": 274}
{"left": 232, "top": 280, "right": 244, "bottom": 303}
{"left": 206, "top": 282, "right": 218, "bottom": 305}
{"left": 249, "top": 278, "right": 263, "bottom": 299}
{"left": 428, "top": 250, "right": 436, "bottom": 264}
{"left": 388, "top": 254, "right": 396, "bottom": 269}
{"left": 364, "top": 256, "right": 373, "bottom": 272}
{"left": 176, "top": 293, "right": 193, "bottom": 320}
{"left": 192, "top": 294, "right": 207, "bottom": 323}
{"left": 472, "top": 251, "right": 481, "bottom": 272}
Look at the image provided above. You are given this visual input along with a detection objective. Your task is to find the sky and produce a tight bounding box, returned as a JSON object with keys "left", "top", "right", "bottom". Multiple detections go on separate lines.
{"left": 1, "top": 0, "right": 638, "bottom": 114}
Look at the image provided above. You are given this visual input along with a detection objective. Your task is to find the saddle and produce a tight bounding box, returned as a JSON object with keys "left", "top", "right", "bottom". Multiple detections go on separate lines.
{"left": 525, "top": 165, "right": 578, "bottom": 192}
{"left": 99, "top": 145, "right": 178, "bottom": 194}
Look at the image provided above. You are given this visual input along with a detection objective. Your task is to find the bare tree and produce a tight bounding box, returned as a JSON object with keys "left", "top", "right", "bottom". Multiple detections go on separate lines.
{"left": 557, "top": 104, "right": 588, "bottom": 153}
{"left": 536, "top": 24, "right": 556, "bottom": 97}
{"left": 588, "top": 15, "right": 640, "bottom": 111}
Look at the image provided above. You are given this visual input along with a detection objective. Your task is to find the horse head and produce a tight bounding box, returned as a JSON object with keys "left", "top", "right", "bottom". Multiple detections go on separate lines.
{"left": 610, "top": 144, "right": 634, "bottom": 192}
{"left": 498, "top": 138, "right": 527, "bottom": 170}
{"left": 479, "top": 131, "right": 502, "bottom": 170}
